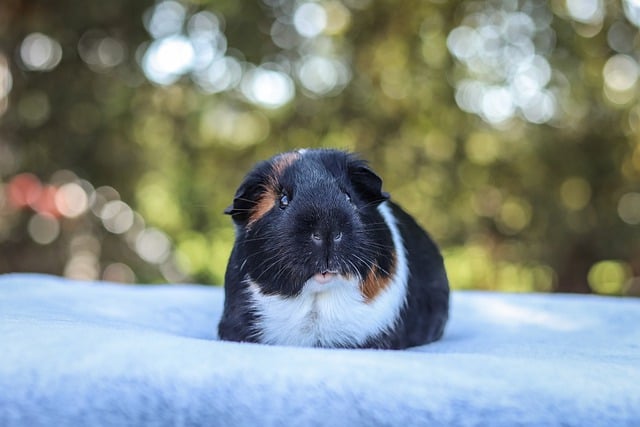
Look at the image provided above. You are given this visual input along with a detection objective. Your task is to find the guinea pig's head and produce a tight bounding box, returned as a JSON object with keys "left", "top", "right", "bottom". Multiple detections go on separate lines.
{"left": 225, "top": 149, "right": 392, "bottom": 297}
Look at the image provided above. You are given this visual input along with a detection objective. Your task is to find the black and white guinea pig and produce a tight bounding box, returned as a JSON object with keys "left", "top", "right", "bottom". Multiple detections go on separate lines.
{"left": 218, "top": 149, "right": 449, "bottom": 349}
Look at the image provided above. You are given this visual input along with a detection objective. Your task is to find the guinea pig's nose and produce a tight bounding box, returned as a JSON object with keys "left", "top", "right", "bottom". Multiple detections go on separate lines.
{"left": 311, "top": 230, "right": 343, "bottom": 246}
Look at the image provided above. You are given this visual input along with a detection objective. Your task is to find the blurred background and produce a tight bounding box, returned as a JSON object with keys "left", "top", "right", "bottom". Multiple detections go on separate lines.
{"left": 0, "top": 0, "right": 639, "bottom": 296}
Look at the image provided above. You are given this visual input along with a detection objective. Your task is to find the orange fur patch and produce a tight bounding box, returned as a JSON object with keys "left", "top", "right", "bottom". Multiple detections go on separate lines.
{"left": 360, "top": 252, "right": 396, "bottom": 302}
{"left": 247, "top": 151, "right": 301, "bottom": 227}
{"left": 248, "top": 188, "right": 276, "bottom": 226}
{"left": 271, "top": 151, "right": 300, "bottom": 179}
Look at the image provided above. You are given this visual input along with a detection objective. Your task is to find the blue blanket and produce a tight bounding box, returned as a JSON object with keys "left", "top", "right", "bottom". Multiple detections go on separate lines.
{"left": 1, "top": 273, "right": 639, "bottom": 426}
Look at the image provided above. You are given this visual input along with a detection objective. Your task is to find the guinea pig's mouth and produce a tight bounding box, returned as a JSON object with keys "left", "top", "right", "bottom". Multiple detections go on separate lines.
{"left": 312, "top": 271, "right": 339, "bottom": 284}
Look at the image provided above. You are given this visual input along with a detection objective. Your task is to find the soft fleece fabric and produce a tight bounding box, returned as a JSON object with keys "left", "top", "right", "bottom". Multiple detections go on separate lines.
{"left": 0, "top": 273, "right": 639, "bottom": 426}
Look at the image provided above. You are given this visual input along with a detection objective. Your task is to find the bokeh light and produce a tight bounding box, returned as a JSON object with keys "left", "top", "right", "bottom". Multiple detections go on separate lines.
{"left": 90, "top": 186, "right": 120, "bottom": 217}
{"left": 566, "top": 0, "right": 604, "bottom": 25}
{"left": 297, "top": 55, "right": 350, "bottom": 96}
{"left": 241, "top": 66, "right": 295, "bottom": 109}
{"left": 193, "top": 56, "right": 242, "bottom": 94}
{"left": 618, "top": 192, "right": 640, "bottom": 225}
{"left": 607, "top": 20, "right": 635, "bottom": 54}
{"left": 103, "top": 262, "right": 136, "bottom": 283}
{"left": 27, "top": 213, "right": 59, "bottom": 245}
{"left": 603, "top": 54, "right": 639, "bottom": 105}
{"left": 323, "top": 1, "right": 351, "bottom": 35}
{"left": 78, "top": 30, "right": 126, "bottom": 72}
{"left": 144, "top": 0, "right": 186, "bottom": 39}
{"left": 141, "top": 3, "right": 231, "bottom": 87}
{"left": 293, "top": 2, "right": 328, "bottom": 38}
{"left": 55, "top": 182, "right": 89, "bottom": 218}
{"left": 188, "top": 11, "right": 227, "bottom": 71}
{"left": 7, "top": 174, "right": 42, "bottom": 209}
{"left": 100, "top": 200, "right": 135, "bottom": 234}
{"left": 140, "top": 0, "right": 350, "bottom": 106}
{"left": 19, "top": 33, "right": 63, "bottom": 71}
{"left": 447, "top": 2, "right": 557, "bottom": 125}
{"left": 31, "top": 185, "right": 60, "bottom": 217}
{"left": 0, "top": 53, "right": 11, "bottom": 117}
{"left": 560, "top": 177, "right": 592, "bottom": 211}
{"left": 2, "top": 167, "right": 189, "bottom": 283}
{"left": 64, "top": 249, "right": 100, "bottom": 281}
{"left": 143, "top": 35, "right": 195, "bottom": 85}
{"left": 622, "top": 0, "right": 640, "bottom": 27}
{"left": 588, "top": 260, "right": 630, "bottom": 295}
{"left": 497, "top": 197, "right": 532, "bottom": 235}
{"left": 135, "top": 227, "right": 171, "bottom": 264}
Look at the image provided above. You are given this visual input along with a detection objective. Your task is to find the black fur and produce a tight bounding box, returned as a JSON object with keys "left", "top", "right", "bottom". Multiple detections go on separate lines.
{"left": 218, "top": 149, "right": 449, "bottom": 349}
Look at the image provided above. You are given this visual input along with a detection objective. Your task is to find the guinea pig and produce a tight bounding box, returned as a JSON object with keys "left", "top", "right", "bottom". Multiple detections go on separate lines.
{"left": 218, "top": 149, "right": 449, "bottom": 349}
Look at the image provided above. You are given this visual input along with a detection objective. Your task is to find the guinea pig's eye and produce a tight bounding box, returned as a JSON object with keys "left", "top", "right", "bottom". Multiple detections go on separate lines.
{"left": 345, "top": 192, "right": 352, "bottom": 204}
{"left": 279, "top": 193, "right": 290, "bottom": 209}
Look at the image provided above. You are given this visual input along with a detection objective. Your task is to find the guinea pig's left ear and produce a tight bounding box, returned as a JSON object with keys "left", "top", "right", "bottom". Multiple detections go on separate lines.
{"left": 348, "top": 161, "right": 390, "bottom": 205}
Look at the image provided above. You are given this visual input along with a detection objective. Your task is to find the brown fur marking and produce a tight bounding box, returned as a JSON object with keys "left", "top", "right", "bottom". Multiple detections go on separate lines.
{"left": 271, "top": 151, "right": 301, "bottom": 178}
{"left": 247, "top": 151, "right": 301, "bottom": 227}
{"left": 248, "top": 188, "right": 276, "bottom": 226}
{"left": 360, "top": 252, "right": 397, "bottom": 302}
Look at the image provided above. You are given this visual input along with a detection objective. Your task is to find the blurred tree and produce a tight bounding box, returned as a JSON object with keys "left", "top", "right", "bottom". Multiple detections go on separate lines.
{"left": 0, "top": 0, "right": 638, "bottom": 295}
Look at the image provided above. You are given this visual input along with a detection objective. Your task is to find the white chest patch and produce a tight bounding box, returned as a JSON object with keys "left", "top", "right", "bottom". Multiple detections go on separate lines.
{"left": 247, "top": 202, "right": 409, "bottom": 348}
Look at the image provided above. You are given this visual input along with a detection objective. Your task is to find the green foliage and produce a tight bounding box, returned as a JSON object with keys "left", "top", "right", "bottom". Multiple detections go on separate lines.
{"left": 0, "top": 0, "right": 639, "bottom": 295}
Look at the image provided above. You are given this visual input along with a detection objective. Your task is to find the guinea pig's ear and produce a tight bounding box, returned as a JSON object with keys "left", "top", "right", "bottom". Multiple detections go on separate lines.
{"left": 348, "top": 160, "right": 390, "bottom": 206}
{"left": 225, "top": 159, "right": 279, "bottom": 223}
{"left": 223, "top": 180, "right": 260, "bottom": 223}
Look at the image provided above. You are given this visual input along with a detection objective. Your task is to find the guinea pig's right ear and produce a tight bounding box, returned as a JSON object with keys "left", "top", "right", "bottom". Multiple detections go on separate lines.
{"left": 225, "top": 159, "right": 277, "bottom": 224}
{"left": 223, "top": 180, "right": 260, "bottom": 223}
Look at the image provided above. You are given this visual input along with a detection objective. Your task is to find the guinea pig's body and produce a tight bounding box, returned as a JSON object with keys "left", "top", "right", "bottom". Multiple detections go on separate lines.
{"left": 218, "top": 149, "right": 449, "bottom": 349}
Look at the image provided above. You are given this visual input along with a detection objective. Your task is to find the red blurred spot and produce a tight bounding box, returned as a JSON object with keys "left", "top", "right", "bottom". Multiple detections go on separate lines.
{"left": 7, "top": 174, "right": 61, "bottom": 216}
{"left": 33, "top": 185, "right": 61, "bottom": 217}
{"left": 7, "top": 173, "right": 42, "bottom": 208}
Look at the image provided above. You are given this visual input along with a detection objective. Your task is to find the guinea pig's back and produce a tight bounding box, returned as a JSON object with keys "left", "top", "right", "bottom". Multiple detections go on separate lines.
{"left": 386, "top": 201, "right": 450, "bottom": 348}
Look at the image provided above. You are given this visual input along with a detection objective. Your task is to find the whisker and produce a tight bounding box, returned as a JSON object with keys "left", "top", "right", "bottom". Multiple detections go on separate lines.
{"left": 233, "top": 197, "right": 259, "bottom": 205}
